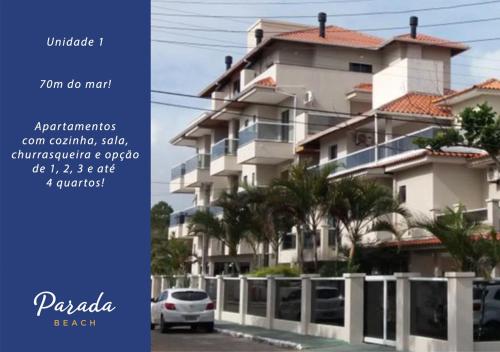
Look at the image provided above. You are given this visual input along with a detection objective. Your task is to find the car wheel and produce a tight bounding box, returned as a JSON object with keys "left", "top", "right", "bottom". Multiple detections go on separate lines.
{"left": 205, "top": 322, "right": 214, "bottom": 333}
{"left": 160, "top": 315, "right": 170, "bottom": 333}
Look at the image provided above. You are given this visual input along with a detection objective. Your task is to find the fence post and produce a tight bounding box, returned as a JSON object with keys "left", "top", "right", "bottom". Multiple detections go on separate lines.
{"left": 395, "top": 272, "right": 420, "bottom": 351}
{"left": 343, "top": 273, "right": 365, "bottom": 344}
{"left": 446, "top": 272, "right": 475, "bottom": 352}
{"left": 215, "top": 275, "right": 224, "bottom": 321}
{"left": 199, "top": 274, "right": 205, "bottom": 290}
{"left": 152, "top": 275, "right": 161, "bottom": 298}
{"left": 300, "top": 274, "right": 317, "bottom": 335}
{"left": 240, "top": 275, "right": 248, "bottom": 325}
{"left": 266, "top": 275, "right": 276, "bottom": 329}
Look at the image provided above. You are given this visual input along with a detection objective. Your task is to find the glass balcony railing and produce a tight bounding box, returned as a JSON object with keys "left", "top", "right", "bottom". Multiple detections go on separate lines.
{"left": 185, "top": 154, "right": 211, "bottom": 173}
{"left": 239, "top": 122, "right": 294, "bottom": 147}
{"left": 317, "top": 126, "right": 441, "bottom": 175}
{"left": 169, "top": 206, "right": 223, "bottom": 227}
{"left": 171, "top": 163, "right": 185, "bottom": 180}
{"left": 211, "top": 138, "right": 239, "bottom": 161}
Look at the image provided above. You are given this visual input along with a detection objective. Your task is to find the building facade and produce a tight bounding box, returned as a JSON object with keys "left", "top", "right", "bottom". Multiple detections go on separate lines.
{"left": 167, "top": 14, "right": 500, "bottom": 276}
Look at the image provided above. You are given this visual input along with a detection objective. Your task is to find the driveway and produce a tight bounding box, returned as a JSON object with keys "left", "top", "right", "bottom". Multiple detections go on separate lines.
{"left": 151, "top": 327, "right": 288, "bottom": 352}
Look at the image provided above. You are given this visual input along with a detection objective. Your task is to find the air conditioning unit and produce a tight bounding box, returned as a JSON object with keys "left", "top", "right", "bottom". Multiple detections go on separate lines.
{"left": 487, "top": 167, "right": 500, "bottom": 183}
{"left": 355, "top": 132, "right": 374, "bottom": 146}
{"left": 304, "top": 91, "right": 314, "bottom": 105}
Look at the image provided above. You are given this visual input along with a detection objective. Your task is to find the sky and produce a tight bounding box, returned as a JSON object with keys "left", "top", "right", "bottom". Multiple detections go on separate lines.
{"left": 151, "top": 0, "right": 500, "bottom": 211}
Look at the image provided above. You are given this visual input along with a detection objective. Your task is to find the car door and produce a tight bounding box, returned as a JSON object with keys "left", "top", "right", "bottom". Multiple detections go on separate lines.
{"left": 154, "top": 291, "right": 167, "bottom": 323}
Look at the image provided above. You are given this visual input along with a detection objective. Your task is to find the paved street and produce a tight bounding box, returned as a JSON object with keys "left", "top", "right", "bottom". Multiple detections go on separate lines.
{"left": 151, "top": 327, "right": 287, "bottom": 352}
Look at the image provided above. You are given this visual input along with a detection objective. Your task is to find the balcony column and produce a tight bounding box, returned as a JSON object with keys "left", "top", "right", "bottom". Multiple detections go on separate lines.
{"left": 486, "top": 198, "right": 500, "bottom": 231}
{"left": 384, "top": 118, "right": 393, "bottom": 142}
{"left": 374, "top": 114, "right": 379, "bottom": 161}
{"left": 228, "top": 119, "right": 235, "bottom": 139}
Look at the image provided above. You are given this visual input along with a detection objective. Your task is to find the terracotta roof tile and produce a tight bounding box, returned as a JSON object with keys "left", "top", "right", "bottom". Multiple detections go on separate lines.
{"left": 383, "top": 233, "right": 499, "bottom": 248}
{"left": 254, "top": 77, "right": 276, "bottom": 87}
{"left": 435, "top": 78, "right": 500, "bottom": 103}
{"left": 378, "top": 92, "right": 453, "bottom": 117}
{"left": 353, "top": 83, "right": 372, "bottom": 92}
{"left": 389, "top": 33, "right": 469, "bottom": 51}
{"left": 277, "top": 25, "right": 384, "bottom": 49}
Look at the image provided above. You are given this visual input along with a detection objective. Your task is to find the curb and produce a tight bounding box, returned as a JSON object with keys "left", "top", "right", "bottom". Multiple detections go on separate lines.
{"left": 215, "top": 327, "right": 303, "bottom": 350}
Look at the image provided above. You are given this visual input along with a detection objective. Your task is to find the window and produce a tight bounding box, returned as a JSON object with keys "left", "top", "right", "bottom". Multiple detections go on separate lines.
{"left": 281, "top": 110, "right": 290, "bottom": 142}
{"left": 329, "top": 145, "right": 338, "bottom": 160}
{"left": 328, "top": 216, "right": 339, "bottom": 248}
{"left": 251, "top": 172, "right": 255, "bottom": 186}
{"left": 399, "top": 185, "right": 407, "bottom": 203}
{"left": 304, "top": 230, "right": 320, "bottom": 249}
{"left": 232, "top": 80, "right": 240, "bottom": 95}
{"left": 349, "top": 62, "right": 373, "bottom": 73}
{"left": 243, "top": 175, "right": 248, "bottom": 185}
{"left": 282, "top": 233, "right": 296, "bottom": 250}
{"left": 171, "top": 291, "right": 208, "bottom": 301}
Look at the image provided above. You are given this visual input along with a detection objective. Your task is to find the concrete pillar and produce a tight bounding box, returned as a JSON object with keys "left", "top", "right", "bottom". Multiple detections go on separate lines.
{"left": 343, "top": 273, "right": 365, "bottom": 344}
{"left": 446, "top": 272, "right": 475, "bottom": 352}
{"left": 486, "top": 198, "right": 500, "bottom": 231}
{"left": 266, "top": 276, "right": 276, "bottom": 329}
{"left": 240, "top": 276, "right": 248, "bottom": 325}
{"left": 216, "top": 275, "right": 224, "bottom": 321}
{"left": 395, "top": 272, "right": 420, "bottom": 351}
{"left": 384, "top": 118, "right": 393, "bottom": 142}
{"left": 199, "top": 274, "right": 206, "bottom": 290}
{"left": 160, "top": 275, "right": 167, "bottom": 291}
{"left": 300, "top": 274, "right": 317, "bottom": 335}
{"left": 152, "top": 275, "right": 162, "bottom": 298}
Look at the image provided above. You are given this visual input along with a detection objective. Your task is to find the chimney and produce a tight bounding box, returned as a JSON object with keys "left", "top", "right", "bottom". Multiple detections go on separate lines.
{"left": 410, "top": 16, "right": 418, "bottom": 39}
{"left": 318, "top": 12, "right": 327, "bottom": 38}
{"left": 255, "top": 29, "right": 264, "bottom": 45}
{"left": 225, "top": 55, "right": 233, "bottom": 70}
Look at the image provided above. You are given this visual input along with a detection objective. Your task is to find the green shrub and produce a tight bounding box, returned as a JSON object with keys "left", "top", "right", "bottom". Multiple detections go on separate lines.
{"left": 249, "top": 264, "right": 300, "bottom": 277}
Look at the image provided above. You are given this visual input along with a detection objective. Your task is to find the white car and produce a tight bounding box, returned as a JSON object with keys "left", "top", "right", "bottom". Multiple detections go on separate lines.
{"left": 473, "top": 283, "right": 500, "bottom": 340}
{"left": 151, "top": 288, "right": 215, "bottom": 333}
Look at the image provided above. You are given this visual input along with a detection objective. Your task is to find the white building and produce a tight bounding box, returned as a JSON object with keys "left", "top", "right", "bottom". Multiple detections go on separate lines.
{"left": 167, "top": 13, "right": 500, "bottom": 276}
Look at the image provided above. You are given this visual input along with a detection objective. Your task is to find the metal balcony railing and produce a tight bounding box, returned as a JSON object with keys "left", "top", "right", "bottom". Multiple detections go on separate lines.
{"left": 169, "top": 206, "right": 224, "bottom": 227}
{"left": 171, "top": 163, "right": 185, "bottom": 180}
{"left": 185, "top": 154, "right": 211, "bottom": 173}
{"left": 239, "top": 122, "right": 294, "bottom": 147}
{"left": 316, "top": 126, "right": 441, "bottom": 175}
{"left": 211, "top": 138, "right": 239, "bottom": 160}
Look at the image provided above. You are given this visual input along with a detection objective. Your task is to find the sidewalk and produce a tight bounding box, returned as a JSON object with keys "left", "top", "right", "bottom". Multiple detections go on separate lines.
{"left": 215, "top": 321, "right": 396, "bottom": 352}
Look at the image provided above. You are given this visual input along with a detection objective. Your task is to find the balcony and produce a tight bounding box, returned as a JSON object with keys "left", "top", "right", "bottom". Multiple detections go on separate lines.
{"left": 169, "top": 163, "right": 194, "bottom": 194}
{"left": 237, "top": 122, "right": 295, "bottom": 164}
{"left": 184, "top": 154, "right": 211, "bottom": 187}
{"left": 169, "top": 206, "right": 223, "bottom": 238}
{"left": 210, "top": 138, "right": 242, "bottom": 176}
{"left": 316, "top": 126, "right": 440, "bottom": 176}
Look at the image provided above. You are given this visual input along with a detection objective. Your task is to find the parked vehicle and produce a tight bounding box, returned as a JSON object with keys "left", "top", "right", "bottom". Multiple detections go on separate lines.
{"left": 277, "top": 286, "right": 344, "bottom": 322}
{"left": 473, "top": 283, "right": 500, "bottom": 341}
{"left": 151, "top": 288, "right": 215, "bottom": 333}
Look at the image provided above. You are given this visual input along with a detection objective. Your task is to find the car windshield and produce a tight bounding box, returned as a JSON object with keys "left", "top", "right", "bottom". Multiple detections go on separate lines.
{"left": 171, "top": 291, "right": 208, "bottom": 301}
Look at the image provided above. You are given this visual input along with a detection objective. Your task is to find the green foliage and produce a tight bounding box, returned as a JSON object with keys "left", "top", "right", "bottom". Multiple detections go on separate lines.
{"left": 414, "top": 103, "right": 500, "bottom": 167}
{"left": 249, "top": 264, "right": 300, "bottom": 277}
{"left": 272, "top": 162, "right": 335, "bottom": 272}
{"left": 164, "top": 238, "right": 192, "bottom": 275}
{"left": 151, "top": 201, "right": 174, "bottom": 275}
{"left": 327, "top": 177, "right": 409, "bottom": 267}
{"left": 416, "top": 205, "right": 500, "bottom": 278}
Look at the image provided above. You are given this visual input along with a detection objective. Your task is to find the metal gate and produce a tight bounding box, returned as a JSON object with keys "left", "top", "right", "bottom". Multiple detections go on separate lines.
{"left": 364, "top": 276, "right": 396, "bottom": 346}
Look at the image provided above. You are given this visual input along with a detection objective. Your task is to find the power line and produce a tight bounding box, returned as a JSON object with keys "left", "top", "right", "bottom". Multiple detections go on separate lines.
{"left": 151, "top": 0, "right": 500, "bottom": 19}
{"left": 151, "top": 0, "right": 379, "bottom": 5}
{"left": 151, "top": 16, "right": 500, "bottom": 34}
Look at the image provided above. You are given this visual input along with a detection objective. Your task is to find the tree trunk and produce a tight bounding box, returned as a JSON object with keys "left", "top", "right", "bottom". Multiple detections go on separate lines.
{"left": 271, "top": 241, "right": 280, "bottom": 266}
{"left": 312, "top": 225, "right": 319, "bottom": 272}
{"left": 296, "top": 226, "right": 304, "bottom": 273}
{"left": 201, "top": 233, "right": 208, "bottom": 275}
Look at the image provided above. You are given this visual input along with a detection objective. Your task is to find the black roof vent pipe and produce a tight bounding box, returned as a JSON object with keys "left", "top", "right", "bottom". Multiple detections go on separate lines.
{"left": 225, "top": 55, "right": 233, "bottom": 70}
{"left": 255, "top": 29, "right": 264, "bottom": 45}
{"left": 318, "top": 12, "right": 327, "bottom": 38}
{"left": 410, "top": 16, "right": 418, "bottom": 39}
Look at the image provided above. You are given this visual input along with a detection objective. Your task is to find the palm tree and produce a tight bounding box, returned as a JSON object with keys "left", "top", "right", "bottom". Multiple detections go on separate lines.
{"left": 327, "top": 177, "right": 409, "bottom": 271}
{"left": 273, "top": 162, "right": 334, "bottom": 272}
{"left": 245, "top": 185, "right": 295, "bottom": 266}
{"left": 188, "top": 190, "right": 254, "bottom": 276}
{"left": 416, "top": 205, "right": 500, "bottom": 278}
{"left": 188, "top": 209, "right": 222, "bottom": 275}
